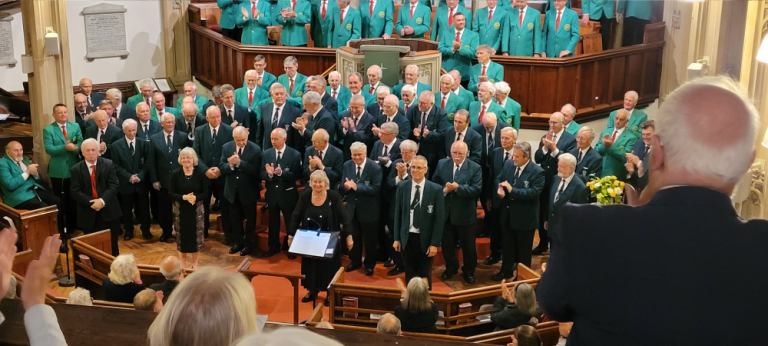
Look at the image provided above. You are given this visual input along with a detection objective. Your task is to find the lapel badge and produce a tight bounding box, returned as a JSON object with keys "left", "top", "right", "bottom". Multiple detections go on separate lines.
{"left": 564, "top": 24, "right": 571, "bottom": 31}
{"left": 427, "top": 205, "right": 433, "bottom": 213}
{"left": 346, "top": 23, "right": 352, "bottom": 30}
{"left": 527, "top": 22, "right": 534, "bottom": 30}
{"left": 416, "top": 17, "right": 423, "bottom": 24}
{"left": 379, "top": 11, "right": 385, "bottom": 18}
{"left": 523, "top": 181, "right": 529, "bottom": 188}
{"left": 494, "top": 22, "right": 500, "bottom": 29}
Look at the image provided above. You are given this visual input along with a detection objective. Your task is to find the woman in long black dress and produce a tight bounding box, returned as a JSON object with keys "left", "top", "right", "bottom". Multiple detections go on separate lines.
{"left": 169, "top": 148, "right": 208, "bottom": 270}
{"left": 288, "top": 170, "right": 354, "bottom": 305}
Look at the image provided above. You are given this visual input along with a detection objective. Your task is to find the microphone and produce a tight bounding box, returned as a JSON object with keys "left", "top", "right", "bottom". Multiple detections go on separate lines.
{"left": 306, "top": 217, "right": 322, "bottom": 232}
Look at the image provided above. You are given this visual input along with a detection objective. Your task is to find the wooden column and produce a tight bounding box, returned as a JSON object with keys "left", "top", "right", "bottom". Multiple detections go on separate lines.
{"left": 160, "top": 0, "right": 192, "bottom": 91}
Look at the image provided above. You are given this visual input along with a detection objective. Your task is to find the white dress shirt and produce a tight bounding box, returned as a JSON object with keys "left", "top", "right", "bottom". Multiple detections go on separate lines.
{"left": 409, "top": 178, "right": 426, "bottom": 234}
{"left": 88, "top": 161, "right": 106, "bottom": 206}
{"left": 554, "top": 173, "right": 574, "bottom": 201}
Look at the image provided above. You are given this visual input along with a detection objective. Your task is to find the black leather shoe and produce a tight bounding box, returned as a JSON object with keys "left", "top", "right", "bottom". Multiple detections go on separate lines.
{"left": 440, "top": 271, "right": 456, "bottom": 281}
{"left": 532, "top": 244, "right": 548, "bottom": 255}
{"left": 142, "top": 232, "right": 153, "bottom": 240}
{"left": 483, "top": 256, "right": 501, "bottom": 265}
{"left": 464, "top": 273, "right": 476, "bottom": 284}
{"left": 301, "top": 291, "right": 316, "bottom": 303}
{"left": 286, "top": 253, "right": 297, "bottom": 260}
{"left": 229, "top": 243, "right": 244, "bottom": 254}
{"left": 383, "top": 258, "right": 395, "bottom": 267}
{"left": 124, "top": 234, "right": 134, "bottom": 241}
{"left": 239, "top": 246, "right": 253, "bottom": 256}
{"left": 491, "top": 272, "right": 512, "bottom": 281}
{"left": 387, "top": 266, "right": 404, "bottom": 276}
{"left": 159, "top": 234, "right": 170, "bottom": 242}
{"left": 264, "top": 249, "right": 280, "bottom": 258}
{"left": 364, "top": 268, "right": 374, "bottom": 276}
{"left": 345, "top": 264, "right": 361, "bottom": 272}
{"left": 324, "top": 296, "right": 330, "bottom": 306}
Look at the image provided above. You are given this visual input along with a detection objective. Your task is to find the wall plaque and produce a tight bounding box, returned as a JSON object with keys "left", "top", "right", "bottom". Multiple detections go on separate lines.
{"left": 0, "top": 13, "right": 17, "bottom": 67}
{"left": 82, "top": 3, "right": 129, "bottom": 61}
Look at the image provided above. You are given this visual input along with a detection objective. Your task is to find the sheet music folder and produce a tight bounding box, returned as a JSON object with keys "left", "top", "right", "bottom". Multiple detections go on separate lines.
{"left": 288, "top": 229, "right": 339, "bottom": 259}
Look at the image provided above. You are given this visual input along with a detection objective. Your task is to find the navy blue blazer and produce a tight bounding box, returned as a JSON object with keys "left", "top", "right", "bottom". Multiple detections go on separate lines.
{"left": 431, "top": 158, "right": 482, "bottom": 226}
{"left": 219, "top": 141, "right": 262, "bottom": 204}
{"left": 547, "top": 174, "right": 588, "bottom": 231}
{"left": 569, "top": 146, "right": 603, "bottom": 180}
{"left": 219, "top": 104, "right": 250, "bottom": 129}
{"left": 472, "top": 122, "right": 509, "bottom": 169}
{"left": 385, "top": 158, "right": 411, "bottom": 219}
{"left": 539, "top": 186, "right": 768, "bottom": 345}
{"left": 340, "top": 159, "right": 382, "bottom": 223}
{"left": 375, "top": 112, "right": 411, "bottom": 141}
{"left": 444, "top": 128, "right": 483, "bottom": 165}
{"left": 303, "top": 144, "right": 344, "bottom": 190}
{"left": 534, "top": 131, "right": 577, "bottom": 192}
{"left": 260, "top": 145, "right": 302, "bottom": 208}
{"left": 495, "top": 161, "right": 546, "bottom": 230}
{"left": 257, "top": 102, "right": 302, "bottom": 151}
{"left": 302, "top": 107, "right": 337, "bottom": 145}
{"left": 407, "top": 106, "right": 448, "bottom": 165}
{"left": 84, "top": 124, "right": 122, "bottom": 159}
{"left": 321, "top": 92, "right": 339, "bottom": 118}
{"left": 487, "top": 147, "right": 514, "bottom": 204}
{"left": 111, "top": 137, "right": 149, "bottom": 195}
{"left": 175, "top": 114, "right": 208, "bottom": 137}
{"left": 136, "top": 120, "right": 162, "bottom": 142}
{"left": 394, "top": 179, "right": 445, "bottom": 253}
{"left": 193, "top": 123, "right": 234, "bottom": 173}
{"left": 631, "top": 139, "right": 650, "bottom": 161}
{"left": 341, "top": 111, "right": 377, "bottom": 161}
{"left": 117, "top": 104, "right": 137, "bottom": 123}
{"left": 147, "top": 130, "right": 190, "bottom": 187}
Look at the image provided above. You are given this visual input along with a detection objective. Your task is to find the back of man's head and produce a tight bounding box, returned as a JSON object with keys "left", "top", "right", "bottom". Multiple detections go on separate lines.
{"left": 134, "top": 288, "right": 159, "bottom": 311}
{"left": 377, "top": 313, "right": 402, "bottom": 335}
{"left": 160, "top": 256, "right": 182, "bottom": 280}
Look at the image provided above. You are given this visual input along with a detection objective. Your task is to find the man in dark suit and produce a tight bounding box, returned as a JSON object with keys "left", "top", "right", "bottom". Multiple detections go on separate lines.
{"left": 151, "top": 256, "right": 182, "bottom": 304}
{"left": 493, "top": 142, "right": 545, "bottom": 281}
{"left": 341, "top": 142, "right": 382, "bottom": 276}
{"left": 302, "top": 129, "right": 343, "bottom": 190}
{"left": 175, "top": 101, "right": 207, "bottom": 143}
{"left": 110, "top": 119, "right": 152, "bottom": 240}
{"left": 70, "top": 139, "right": 122, "bottom": 256}
{"left": 569, "top": 125, "right": 603, "bottom": 180}
{"left": 193, "top": 106, "right": 234, "bottom": 240}
{"left": 257, "top": 84, "right": 302, "bottom": 151}
{"left": 219, "top": 84, "right": 250, "bottom": 129}
{"left": 305, "top": 75, "right": 339, "bottom": 118}
{"left": 293, "top": 91, "right": 336, "bottom": 149}
{"left": 260, "top": 128, "right": 301, "bottom": 258}
{"left": 384, "top": 140, "right": 418, "bottom": 276}
{"left": 84, "top": 110, "right": 121, "bottom": 160}
{"left": 532, "top": 112, "right": 577, "bottom": 255}
{"left": 366, "top": 86, "right": 391, "bottom": 120}
{"left": 135, "top": 103, "right": 162, "bottom": 142}
{"left": 407, "top": 91, "right": 448, "bottom": 176}
{"left": 431, "top": 141, "right": 483, "bottom": 284}
{"left": 148, "top": 113, "right": 190, "bottom": 242}
{"left": 538, "top": 77, "right": 768, "bottom": 345}
{"left": 373, "top": 94, "right": 410, "bottom": 141}
{"left": 340, "top": 95, "right": 377, "bottom": 161}
{"left": 220, "top": 126, "right": 262, "bottom": 256}
{"left": 483, "top": 126, "right": 517, "bottom": 265}
{"left": 624, "top": 120, "right": 654, "bottom": 191}
{"left": 369, "top": 122, "right": 402, "bottom": 263}
{"left": 106, "top": 88, "right": 136, "bottom": 124}
{"left": 473, "top": 112, "right": 508, "bottom": 238}
{"left": 79, "top": 78, "right": 103, "bottom": 112}
{"left": 546, "top": 153, "right": 589, "bottom": 234}
{"left": 73, "top": 93, "right": 93, "bottom": 134}
{"left": 444, "top": 110, "right": 482, "bottom": 165}
{"left": 394, "top": 155, "right": 444, "bottom": 290}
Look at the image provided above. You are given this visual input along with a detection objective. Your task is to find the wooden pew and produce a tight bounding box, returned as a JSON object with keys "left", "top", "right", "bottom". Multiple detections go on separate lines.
{"left": 236, "top": 259, "right": 305, "bottom": 325}
{"left": 0, "top": 193, "right": 58, "bottom": 258}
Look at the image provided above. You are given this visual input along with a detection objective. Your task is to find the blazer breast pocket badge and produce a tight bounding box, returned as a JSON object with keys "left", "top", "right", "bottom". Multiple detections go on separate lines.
{"left": 427, "top": 205, "right": 433, "bottom": 214}
{"left": 528, "top": 22, "right": 534, "bottom": 30}
{"left": 379, "top": 11, "right": 385, "bottom": 18}
{"left": 564, "top": 24, "right": 571, "bottom": 31}
{"left": 523, "top": 181, "right": 529, "bottom": 188}
{"left": 346, "top": 23, "right": 352, "bottom": 30}
{"left": 416, "top": 18, "right": 423, "bottom": 24}
{"left": 364, "top": 181, "right": 370, "bottom": 185}
{"left": 494, "top": 22, "right": 500, "bottom": 29}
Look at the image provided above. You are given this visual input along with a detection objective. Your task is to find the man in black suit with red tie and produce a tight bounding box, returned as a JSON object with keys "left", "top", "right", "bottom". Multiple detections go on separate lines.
{"left": 538, "top": 77, "right": 768, "bottom": 345}
{"left": 70, "top": 139, "right": 122, "bottom": 255}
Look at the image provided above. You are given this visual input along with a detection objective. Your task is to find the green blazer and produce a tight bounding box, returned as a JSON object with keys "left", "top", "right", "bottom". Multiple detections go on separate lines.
{"left": 595, "top": 127, "right": 637, "bottom": 178}
{"left": 309, "top": 0, "right": 338, "bottom": 47}
{"left": 278, "top": 73, "right": 308, "bottom": 98}
{"left": 582, "top": 0, "right": 616, "bottom": 20}
{"left": 606, "top": 109, "right": 648, "bottom": 138}
{"left": 438, "top": 29, "right": 479, "bottom": 82}
{"left": 618, "top": 0, "right": 653, "bottom": 21}
{"left": 362, "top": 82, "right": 389, "bottom": 95}
{"left": 502, "top": 6, "right": 543, "bottom": 56}
{"left": 242, "top": 71, "right": 277, "bottom": 93}
{"left": 497, "top": 0, "right": 513, "bottom": 11}
{"left": 565, "top": 120, "right": 580, "bottom": 135}
{"left": 393, "top": 82, "right": 432, "bottom": 99}
{"left": 276, "top": 0, "right": 312, "bottom": 46}
{"left": 235, "top": 86, "right": 270, "bottom": 111}
{"left": 236, "top": 0, "right": 272, "bottom": 45}
{"left": 395, "top": 2, "right": 431, "bottom": 39}
{"left": 43, "top": 122, "right": 83, "bottom": 179}
{"left": 327, "top": 85, "right": 351, "bottom": 116}
{"left": 217, "top": 0, "right": 242, "bottom": 30}
{"left": 435, "top": 92, "right": 465, "bottom": 128}
{"left": 338, "top": 92, "right": 375, "bottom": 114}
{"left": 454, "top": 87, "right": 475, "bottom": 106}
{"left": 327, "top": 6, "right": 361, "bottom": 48}
{"left": 126, "top": 94, "right": 149, "bottom": 109}
{"left": 192, "top": 95, "right": 210, "bottom": 113}
{"left": 545, "top": 0, "right": 571, "bottom": 12}
{"left": 430, "top": 5, "right": 472, "bottom": 41}
{"left": 468, "top": 101, "right": 504, "bottom": 126}
{"left": 543, "top": 8, "right": 580, "bottom": 57}
{"left": 499, "top": 97, "right": 522, "bottom": 130}
{"left": 150, "top": 106, "right": 178, "bottom": 122}
{"left": 0, "top": 155, "right": 46, "bottom": 208}
{"left": 468, "top": 60, "right": 504, "bottom": 93}
{"left": 472, "top": 5, "right": 506, "bottom": 51}
{"left": 399, "top": 99, "right": 417, "bottom": 113}
{"left": 360, "top": 0, "right": 394, "bottom": 38}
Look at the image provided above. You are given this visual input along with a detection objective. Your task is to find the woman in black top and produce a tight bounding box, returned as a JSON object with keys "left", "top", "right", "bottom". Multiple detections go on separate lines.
{"left": 169, "top": 148, "right": 208, "bottom": 270}
{"left": 393, "top": 277, "right": 439, "bottom": 334}
{"left": 102, "top": 254, "right": 144, "bottom": 303}
{"left": 288, "top": 170, "right": 354, "bottom": 305}
{"left": 491, "top": 282, "right": 542, "bottom": 331}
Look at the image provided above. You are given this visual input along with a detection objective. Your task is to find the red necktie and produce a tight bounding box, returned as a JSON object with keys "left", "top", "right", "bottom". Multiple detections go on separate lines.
{"left": 556, "top": 11, "right": 561, "bottom": 32}
{"left": 519, "top": 8, "right": 524, "bottom": 27}
{"left": 611, "top": 130, "right": 618, "bottom": 142}
{"left": 410, "top": 5, "right": 414, "bottom": 18}
{"left": 482, "top": 65, "right": 487, "bottom": 76}
{"left": 159, "top": 110, "right": 163, "bottom": 119}
{"left": 292, "top": 0, "right": 296, "bottom": 11}
{"left": 455, "top": 30, "right": 460, "bottom": 41}
{"left": 252, "top": 1, "right": 256, "bottom": 18}
{"left": 369, "top": 2, "right": 373, "bottom": 17}
{"left": 332, "top": 89, "right": 337, "bottom": 98}
{"left": 488, "top": 8, "right": 493, "bottom": 23}
{"left": 449, "top": 8, "right": 453, "bottom": 26}
{"left": 90, "top": 165, "right": 98, "bottom": 198}
{"left": 441, "top": 94, "right": 447, "bottom": 109}
{"left": 322, "top": 0, "right": 326, "bottom": 19}
{"left": 248, "top": 89, "right": 253, "bottom": 106}
{"left": 340, "top": 8, "right": 344, "bottom": 24}
{"left": 62, "top": 125, "right": 68, "bottom": 141}
{"left": 289, "top": 78, "right": 294, "bottom": 95}
{"left": 146, "top": 98, "right": 150, "bottom": 107}
{"left": 369, "top": 86, "right": 375, "bottom": 94}
{"left": 479, "top": 104, "right": 486, "bottom": 123}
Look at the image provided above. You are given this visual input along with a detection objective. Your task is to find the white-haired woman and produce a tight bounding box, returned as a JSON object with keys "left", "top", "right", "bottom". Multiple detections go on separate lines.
{"left": 394, "top": 277, "right": 439, "bottom": 334}
{"left": 169, "top": 148, "right": 208, "bottom": 269}
{"left": 148, "top": 266, "right": 257, "bottom": 346}
{"left": 103, "top": 254, "right": 144, "bottom": 303}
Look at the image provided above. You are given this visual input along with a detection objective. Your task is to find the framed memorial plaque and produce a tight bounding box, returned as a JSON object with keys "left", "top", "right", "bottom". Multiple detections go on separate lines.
{"left": 82, "top": 3, "right": 129, "bottom": 61}
{"left": 0, "top": 13, "right": 17, "bottom": 67}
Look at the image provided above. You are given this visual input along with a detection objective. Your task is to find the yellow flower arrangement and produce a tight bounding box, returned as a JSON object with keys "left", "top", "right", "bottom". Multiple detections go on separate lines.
{"left": 586, "top": 175, "right": 624, "bottom": 205}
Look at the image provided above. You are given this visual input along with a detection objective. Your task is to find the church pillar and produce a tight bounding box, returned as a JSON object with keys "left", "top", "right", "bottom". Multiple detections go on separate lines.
{"left": 160, "top": 0, "right": 192, "bottom": 91}
{"left": 20, "top": 0, "right": 74, "bottom": 170}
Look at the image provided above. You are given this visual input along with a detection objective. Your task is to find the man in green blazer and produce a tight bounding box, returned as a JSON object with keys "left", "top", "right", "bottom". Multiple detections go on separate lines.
{"left": 277, "top": 56, "right": 307, "bottom": 98}
{"left": 363, "top": 65, "right": 389, "bottom": 96}
{"left": 472, "top": 0, "right": 506, "bottom": 53}
{"left": 438, "top": 12, "right": 478, "bottom": 84}
{"left": 217, "top": 0, "right": 243, "bottom": 40}
{"left": 236, "top": 70, "right": 271, "bottom": 112}
{"left": 399, "top": 84, "right": 418, "bottom": 114}
{"left": 43, "top": 104, "right": 84, "bottom": 235}
{"left": 326, "top": 1, "right": 361, "bottom": 49}
{"left": 468, "top": 82, "right": 504, "bottom": 126}
{"left": 182, "top": 81, "right": 210, "bottom": 112}
{"left": 327, "top": 71, "right": 351, "bottom": 110}
{"left": 544, "top": 0, "right": 570, "bottom": 12}
{"left": 310, "top": 0, "right": 337, "bottom": 47}
{"left": 236, "top": 0, "right": 272, "bottom": 45}
{"left": 493, "top": 81, "right": 521, "bottom": 130}
{"left": 582, "top": 0, "right": 617, "bottom": 51}
{"left": 276, "top": 0, "right": 312, "bottom": 46}
{"left": 606, "top": 90, "right": 648, "bottom": 138}
{"left": 618, "top": 0, "right": 654, "bottom": 46}
{"left": 430, "top": 0, "right": 472, "bottom": 42}
{"left": 127, "top": 79, "right": 155, "bottom": 109}
{"left": 468, "top": 45, "right": 504, "bottom": 93}
{"left": 561, "top": 103, "right": 580, "bottom": 135}
{"left": 360, "top": 0, "right": 394, "bottom": 39}
{"left": 338, "top": 72, "right": 375, "bottom": 114}
{"left": 435, "top": 74, "right": 465, "bottom": 128}
{"left": 393, "top": 65, "right": 432, "bottom": 99}
{"left": 448, "top": 70, "right": 476, "bottom": 107}
{"left": 501, "top": 1, "right": 543, "bottom": 57}
{"left": 595, "top": 109, "right": 638, "bottom": 179}
{"left": 542, "top": 0, "right": 580, "bottom": 58}
{"left": 149, "top": 93, "right": 178, "bottom": 122}
{"left": 244, "top": 55, "right": 278, "bottom": 93}
{"left": 395, "top": 0, "right": 431, "bottom": 39}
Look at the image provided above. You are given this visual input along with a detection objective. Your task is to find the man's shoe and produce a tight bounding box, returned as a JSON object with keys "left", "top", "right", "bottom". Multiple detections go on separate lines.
{"left": 301, "top": 291, "right": 316, "bottom": 303}
{"left": 345, "top": 264, "right": 361, "bottom": 272}
{"left": 364, "top": 268, "right": 374, "bottom": 276}
{"left": 491, "top": 272, "right": 512, "bottom": 281}
{"left": 464, "top": 273, "right": 476, "bottom": 284}
{"left": 142, "top": 232, "right": 153, "bottom": 240}
{"left": 159, "top": 234, "right": 170, "bottom": 242}
{"left": 239, "top": 247, "right": 253, "bottom": 256}
{"left": 483, "top": 255, "right": 501, "bottom": 265}
{"left": 440, "top": 271, "right": 456, "bottom": 281}
{"left": 383, "top": 258, "right": 395, "bottom": 267}
{"left": 532, "top": 244, "right": 548, "bottom": 255}
{"left": 229, "top": 243, "right": 244, "bottom": 255}
{"left": 264, "top": 249, "right": 280, "bottom": 258}
{"left": 387, "top": 266, "right": 404, "bottom": 276}
{"left": 124, "top": 234, "right": 134, "bottom": 241}
{"left": 286, "top": 253, "right": 297, "bottom": 260}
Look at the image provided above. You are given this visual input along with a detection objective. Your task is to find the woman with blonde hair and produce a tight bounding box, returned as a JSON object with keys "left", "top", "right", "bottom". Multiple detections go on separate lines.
{"left": 393, "top": 277, "right": 439, "bottom": 334}
{"left": 169, "top": 147, "right": 208, "bottom": 269}
{"left": 148, "top": 266, "right": 257, "bottom": 346}
{"left": 492, "top": 281, "right": 542, "bottom": 331}
{"left": 102, "top": 254, "right": 144, "bottom": 303}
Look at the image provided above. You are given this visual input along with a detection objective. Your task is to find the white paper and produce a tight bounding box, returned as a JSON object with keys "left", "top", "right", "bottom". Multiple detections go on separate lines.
{"left": 290, "top": 230, "right": 331, "bottom": 257}
{"left": 0, "top": 114, "right": 9, "bottom": 120}
{"left": 154, "top": 78, "right": 172, "bottom": 92}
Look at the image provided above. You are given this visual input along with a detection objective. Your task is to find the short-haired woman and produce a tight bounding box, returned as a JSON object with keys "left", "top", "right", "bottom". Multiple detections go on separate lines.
{"left": 491, "top": 281, "right": 542, "bottom": 331}
{"left": 511, "top": 325, "right": 542, "bottom": 346}
{"left": 169, "top": 148, "right": 208, "bottom": 269}
{"left": 102, "top": 254, "right": 144, "bottom": 303}
{"left": 394, "top": 277, "right": 439, "bottom": 334}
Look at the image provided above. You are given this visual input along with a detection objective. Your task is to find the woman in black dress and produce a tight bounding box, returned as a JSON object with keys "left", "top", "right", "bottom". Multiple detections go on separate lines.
{"left": 393, "top": 276, "right": 439, "bottom": 334}
{"left": 288, "top": 170, "right": 354, "bottom": 305}
{"left": 169, "top": 148, "right": 208, "bottom": 270}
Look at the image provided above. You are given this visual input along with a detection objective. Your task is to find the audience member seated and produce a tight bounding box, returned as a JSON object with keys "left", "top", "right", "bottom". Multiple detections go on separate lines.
{"left": 393, "top": 277, "right": 439, "bottom": 334}
{"left": 66, "top": 287, "right": 93, "bottom": 306}
{"left": 150, "top": 256, "right": 183, "bottom": 303}
{"left": 147, "top": 266, "right": 258, "bottom": 346}
{"left": 377, "top": 313, "right": 402, "bottom": 336}
{"left": 491, "top": 281, "right": 542, "bottom": 331}
{"left": 236, "top": 328, "right": 342, "bottom": 346}
{"left": 512, "top": 325, "right": 543, "bottom": 346}
{"left": 103, "top": 254, "right": 144, "bottom": 304}
{"left": 134, "top": 288, "right": 164, "bottom": 312}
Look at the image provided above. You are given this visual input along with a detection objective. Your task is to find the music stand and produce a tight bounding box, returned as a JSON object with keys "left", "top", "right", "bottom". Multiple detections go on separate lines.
{"left": 288, "top": 229, "right": 339, "bottom": 259}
